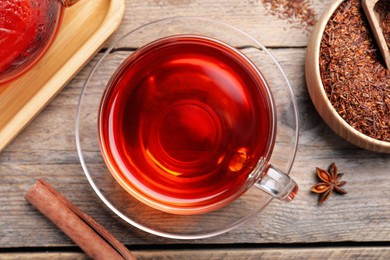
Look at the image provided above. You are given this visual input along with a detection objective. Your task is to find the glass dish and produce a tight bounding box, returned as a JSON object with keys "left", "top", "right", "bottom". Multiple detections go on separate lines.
{"left": 76, "top": 17, "right": 299, "bottom": 239}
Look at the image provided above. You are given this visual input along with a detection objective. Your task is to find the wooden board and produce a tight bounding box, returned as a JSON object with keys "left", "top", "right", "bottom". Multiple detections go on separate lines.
{"left": 0, "top": 0, "right": 125, "bottom": 152}
{"left": 1, "top": 247, "right": 390, "bottom": 259}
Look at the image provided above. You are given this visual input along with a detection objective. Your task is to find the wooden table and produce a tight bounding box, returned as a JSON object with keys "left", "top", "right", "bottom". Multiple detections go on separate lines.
{"left": 1, "top": 0, "right": 390, "bottom": 259}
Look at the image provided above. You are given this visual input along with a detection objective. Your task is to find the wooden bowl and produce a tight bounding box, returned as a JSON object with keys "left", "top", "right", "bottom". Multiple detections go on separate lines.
{"left": 305, "top": 0, "right": 390, "bottom": 153}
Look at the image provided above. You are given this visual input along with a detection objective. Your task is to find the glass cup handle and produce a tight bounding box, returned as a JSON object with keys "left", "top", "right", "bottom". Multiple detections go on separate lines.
{"left": 254, "top": 165, "right": 298, "bottom": 202}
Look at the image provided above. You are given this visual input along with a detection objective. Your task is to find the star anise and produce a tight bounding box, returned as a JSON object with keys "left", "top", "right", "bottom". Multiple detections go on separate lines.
{"left": 311, "top": 162, "right": 347, "bottom": 205}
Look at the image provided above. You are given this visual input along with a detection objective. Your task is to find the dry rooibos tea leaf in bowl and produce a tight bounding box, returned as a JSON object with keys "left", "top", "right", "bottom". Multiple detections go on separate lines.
{"left": 319, "top": 0, "right": 390, "bottom": 142}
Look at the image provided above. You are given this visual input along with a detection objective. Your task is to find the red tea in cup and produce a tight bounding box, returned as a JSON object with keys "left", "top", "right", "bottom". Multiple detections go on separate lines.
{"left": 98, "top": 35, "right": 276, "bottom": 214}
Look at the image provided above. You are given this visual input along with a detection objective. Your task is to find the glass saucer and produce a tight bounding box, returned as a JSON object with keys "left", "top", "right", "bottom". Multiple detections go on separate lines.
{"left": 76, "top": 17, "right": 299, "bottom": 239}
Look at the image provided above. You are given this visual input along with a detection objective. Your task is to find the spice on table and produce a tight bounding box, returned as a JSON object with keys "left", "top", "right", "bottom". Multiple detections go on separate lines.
{"left": 311, "top": 162, "right": 347, "bottom": 205}
{"left": 319, "top": 0, "right": 390, "bottom": 142}
{"left": 25, "top": 179, "right": 135, "bottom": 260}
{"left": 260, "top": 0, "right": 317, "bottom": 31}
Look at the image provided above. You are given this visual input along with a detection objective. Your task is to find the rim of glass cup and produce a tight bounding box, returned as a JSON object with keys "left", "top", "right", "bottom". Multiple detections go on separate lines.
{"left": 97, "top": 34, "right": 278, "bottom": 215}
{"left": 75, "top": 16, "right": 299, "bottom": 239}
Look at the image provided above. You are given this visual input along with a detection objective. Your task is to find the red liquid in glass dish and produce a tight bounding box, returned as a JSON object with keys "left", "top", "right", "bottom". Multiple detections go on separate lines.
{"left": 0, "top": 0, "right": 62, "bottom": 82}
{"left": 99, "top": 36, "right": 275, "bottom": 214}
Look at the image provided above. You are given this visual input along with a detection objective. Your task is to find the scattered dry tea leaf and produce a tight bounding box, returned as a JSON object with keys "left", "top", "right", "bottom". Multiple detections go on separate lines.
{"left": 260, "top": 0, "right": 317, "bottom": 31}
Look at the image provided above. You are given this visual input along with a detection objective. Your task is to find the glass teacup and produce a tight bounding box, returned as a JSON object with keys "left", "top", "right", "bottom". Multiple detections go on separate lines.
{"left": 77, "top": 17, "right": 299, "bottom": 238}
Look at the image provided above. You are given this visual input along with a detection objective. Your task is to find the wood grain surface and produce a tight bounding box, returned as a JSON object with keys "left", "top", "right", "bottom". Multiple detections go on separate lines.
{"left": 1, "top": 0, "right": 390, "bottom": 258}
{"left": 362, "top": 0, "right": 390, "bottom": 69}
{"left": 1, "top": 247, "right": 390, "bottom": 259}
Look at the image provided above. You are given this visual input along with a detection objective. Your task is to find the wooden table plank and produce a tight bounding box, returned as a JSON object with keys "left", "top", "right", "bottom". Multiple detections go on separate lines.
{"left": 1, "top": 247, "right": 390, "bottom": 260}
{"left": 0, "top": 0, "right": 390, "bottom": 253}
{"left": 1, "top": 47, "right": 389, "bottom": 247}
{"left": 106, "top": 0, "right": 333, "bottom": 48}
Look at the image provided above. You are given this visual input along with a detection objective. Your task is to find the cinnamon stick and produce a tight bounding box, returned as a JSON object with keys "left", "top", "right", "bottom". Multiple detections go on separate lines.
{"left": 25, "top": 179, "right": 135, "bottom": 260}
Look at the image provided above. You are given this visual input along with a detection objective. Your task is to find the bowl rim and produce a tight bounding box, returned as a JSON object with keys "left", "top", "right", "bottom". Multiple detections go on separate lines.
{"left": 306, "top": 0, "right": 390, "bottom": 153}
